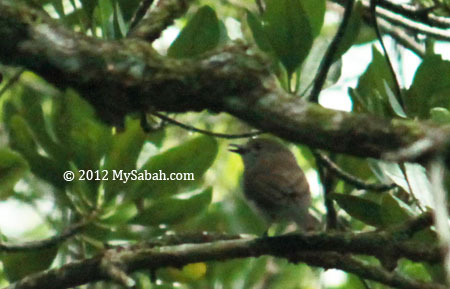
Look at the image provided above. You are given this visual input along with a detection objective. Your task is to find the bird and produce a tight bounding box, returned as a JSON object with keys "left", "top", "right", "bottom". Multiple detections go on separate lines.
{"left": 229, "top": 137, "right": 319, "bottom": 232}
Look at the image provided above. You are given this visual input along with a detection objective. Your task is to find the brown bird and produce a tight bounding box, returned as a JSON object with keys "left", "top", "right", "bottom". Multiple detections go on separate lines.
{"left": 229, "top": 138, "right": 319, "bottom": 231}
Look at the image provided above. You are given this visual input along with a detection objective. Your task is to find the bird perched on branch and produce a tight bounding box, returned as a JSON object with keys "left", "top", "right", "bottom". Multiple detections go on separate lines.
{"left": 229, "top": 138, "right": 319, "bottom": 232}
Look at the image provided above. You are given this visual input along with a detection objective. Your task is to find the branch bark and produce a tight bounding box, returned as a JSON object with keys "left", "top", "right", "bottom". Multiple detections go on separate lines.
{"left": 1, "top": 0, "right": 450, "bottom": 163}
{"left": 3, "top": 232, "right": 445, "bottom": 289}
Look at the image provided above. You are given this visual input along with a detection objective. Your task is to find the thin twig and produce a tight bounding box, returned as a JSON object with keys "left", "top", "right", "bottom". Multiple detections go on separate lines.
{"left": 0, "top": 68, "right": 25, "bottom": 99}
{"left": 314, "top": 151, "right": 338, "bottom": 230}
{"left": 151, "top": 112, "right": 262, "bottom": 139}
{"left": 309, "top": 0, "right": 355, "bottom": 103}
{"left": 315, "top": 151, "right": 396, "bottom": 192}
{"left": 0, "top": 216, "right": 93, "bottom": 252}
{"left": 298, "top": 251, "right": 445, "bottom": 289}
{"left": 370, "top": 0, "right": 403, "bottom": 105}
{"left": 128, "top": 0, "right": 155, "bottom": 33}
{"left": 375, "top": 4, "right": 450, "bottom": 41}
{"left": 255, "top": 0, "right": 264, "bottom": 15}
{"left": 400, "top": 162, "right": 426, "bottom": 213}
{"left": 128, "top": 0, "right": 193, "bottom": 42}
{"left": 378, "top": 17, "right": 425, "bottom": 58}
{"left": 390, "top": 211, "right": 433, "bottom": 239}
{"left": 331, "top": 0, "right": 450, "bottom": 41}
{"left": 360, "top": 278, "right": 372, "bottom": 289}
{"left": 376, "top": 0, "right": 450, "bottom": 29}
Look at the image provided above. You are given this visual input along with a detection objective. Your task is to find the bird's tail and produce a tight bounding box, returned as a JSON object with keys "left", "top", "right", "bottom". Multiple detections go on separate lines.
{"left": 305, "top": 213, "right": 321, "bottom": 231}
{"left": 295, "top": 212, "right": 321, "bottom": 231}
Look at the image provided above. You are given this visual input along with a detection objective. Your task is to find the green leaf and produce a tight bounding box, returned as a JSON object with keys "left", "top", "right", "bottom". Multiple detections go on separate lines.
{"left": 52, "top": 0, "right": 65, "bottom": 17}
{"left": 329, "top": 193, "right": 383, "bottom": 227}
{"left": 334, "top": 154, "right": 374, "bottom": 193}
{"left": 334, "top": 1, "right": 363, "bottom": 60}
{"left": 68, "top": 161, "right": 108, "bottom": 212}
{"left": 369, "top": 160, "right": 409, "bottom": 192}
{"left": 0, "top": 148, "right": 29, "bottom": 198}
{"left": 80, "top": 0, "right": 99, "bottom": 17}
{"left": 218, "top": 20, "right": 230, "bottom": 45}
{"left": 371, "top": 161, "right": 434, "bottom": 209}
{"left": 113, "top": 0, "right": 127, "bottom": 38}
{"left": 272, "top": 262, "right": 313, "bottom": 289}
{"left": 131, "top": 187, "right": 212, "bottom": 226}
{"left": 430, "top": 107, "right": 450, "bottom": 124}
{"left": 399, "top": 260, "right": 433, "bottom": 283}
{"left": 406, "top": 54, "right": 450, "bottom": 118}
{"left": 299, "top": 40, "right": 342, "bottom": 93}
{"left": 103, "top": 118, "right": 147, "bottom": 200}
{"left": 263, "top": 0, "right": 313, "bottom": 76}
{"left": 101, "top": 201, "right": 138, "bottom": 225}
{"left": 52, "top": 90, "right": 112, "bottom": 171}
{"left": 116, "top": 0, "right": 141, "bottom": 22}
{"left": 7, "top": 115, "right": 37, "bottom": 157}
{"left": 246, "top": 11, "right": 272, "bottom": 52}
{"left": 168, "top": 6, "right": 220, "bottom": 58}
{"left": 326, "top": 58, "right": 342, "bottom": 87}
{"left": 354, "top": 23, "right": 377, "bottom": 45}
{"left": 2, "top": 101, "right": 19, "bottom": 127}
{"left": 412, "top": 229, "right": 446, "bottom": 283}
{"left": 96, "top": 0, "right": 114, "bottom": 39}
{"left": 69, "top": 118, "right": 112, "bottom": 170}
{"left": 20, "top": 88, "right": 65, "bottom": 161}
{"left": 349, "top": 46, "right": 396, "bottom": 116}
{"left": 384, "top": 80, "right": 406, "bottom": 118}
{"left": 301, "top": 0, "right": 325, "bottom": 37}
{"left": 1, "top": 246, "right": 58, "bottom": 282}
{"left": 128, "top": 135, "right": 218, "bottom": 201}
{"left": 403, "top": 163, "right": 434, "bottom": 209}
{"left": 7, "top": 115, "right": 68, "bottom": 190}
{"left": 380, "top": 194, "right": 411, "bottom": 227}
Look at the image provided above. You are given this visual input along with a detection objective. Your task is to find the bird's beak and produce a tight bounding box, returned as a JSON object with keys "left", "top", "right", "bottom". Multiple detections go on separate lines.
{"left": 228, "top": 144, "right": 246, "bottom": 154}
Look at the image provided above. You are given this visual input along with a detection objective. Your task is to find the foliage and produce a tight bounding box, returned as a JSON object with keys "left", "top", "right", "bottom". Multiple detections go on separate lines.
{"left": 0, "top": 0, "right": 450, "bottom": 288}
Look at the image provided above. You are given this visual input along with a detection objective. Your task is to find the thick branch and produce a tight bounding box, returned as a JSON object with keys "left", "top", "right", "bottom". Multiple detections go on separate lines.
{"left": 1, "top": 0, "right": 450, "bottom": 163}
{"left": 3, "top": 232, "right": 444, "bottom": 289}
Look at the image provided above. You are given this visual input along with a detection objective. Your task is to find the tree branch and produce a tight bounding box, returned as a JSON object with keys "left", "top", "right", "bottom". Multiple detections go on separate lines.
{"left": 378, "top": 17, "right": 425, "bottom": 58}
{"left": 151, "top": 111, "right": 262, "bottom": 139}
{"left": 0, "top": 68, "right": 24, "bottom": 99}
{"left": 0, "top": 216, "right": 93, "bottom": 252}
{"left": 375, "top": 0, "right": 450, "bottom": 29}
{"left": 313, "top": 151, "right": 338, "bottom": 230}
{"left": 298, "top": 252, "right": 444, "bottom": 289}
{"left": 128, "top": 0, "right": 155, "bottom": 33}
{"left": 310, "top": 0, "right": 354, "bottom": 103}
{"left": 127, "top": 0, "right": 193, "bottom": 41}
{"left": 314, "top": 151, "right": 396, "bottom": 192}
{"left": 3, "top": 232, "right": 444, "bottom": 289}
{"left": 332, "top": 0, "right": 450, "bottom": 41}
{"left": 1, "top": 0, "right": 450, "bottom": 164}
{"left": 375, "top": 5, "right": 450, "bottom": 41}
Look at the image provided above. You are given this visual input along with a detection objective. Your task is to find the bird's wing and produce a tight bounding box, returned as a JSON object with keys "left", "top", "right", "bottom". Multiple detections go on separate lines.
{"left": 245, "top": 168, "right": 310, "bottom": 207}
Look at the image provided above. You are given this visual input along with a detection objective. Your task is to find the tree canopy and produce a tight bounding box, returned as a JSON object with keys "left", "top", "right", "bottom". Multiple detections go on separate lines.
{"left": 1, "top": 0, "right": 450, "bottom": 288}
